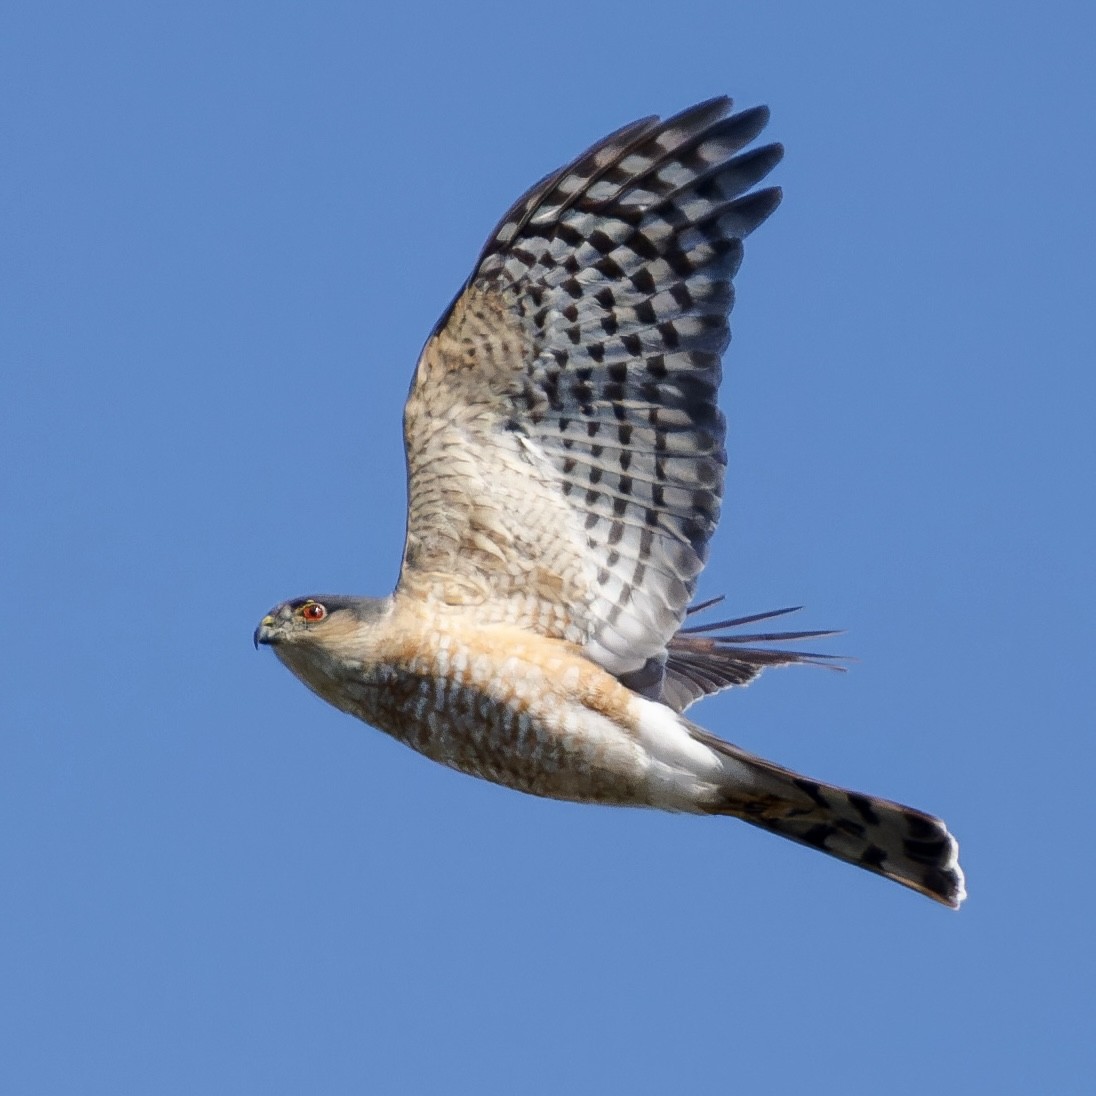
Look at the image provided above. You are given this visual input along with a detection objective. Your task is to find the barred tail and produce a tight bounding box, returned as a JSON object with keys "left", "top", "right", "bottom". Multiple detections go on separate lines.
{"left": 690, "top": 725, "right": 966, "bottom": 907}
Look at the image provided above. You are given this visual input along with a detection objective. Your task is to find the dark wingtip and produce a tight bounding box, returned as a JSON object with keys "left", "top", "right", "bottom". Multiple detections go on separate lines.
{"left": 669, "top": 601, "right": 849, "bottom": 696}
{"left": 661, "top": 602, "right": 848, "bottom": 709}
{"left": 733, "top": 184, "right": 783, "bottom": 233}
{"left": 680, "top": 604, "right": 836, "bottom": 638}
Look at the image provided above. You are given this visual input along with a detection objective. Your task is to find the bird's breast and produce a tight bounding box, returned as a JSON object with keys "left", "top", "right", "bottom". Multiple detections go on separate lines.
{"left": 334, "top": 608, "right": 654, "bottom": 805}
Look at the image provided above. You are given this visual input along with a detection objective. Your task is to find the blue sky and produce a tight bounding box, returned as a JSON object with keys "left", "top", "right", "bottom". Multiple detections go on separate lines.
{"left": 3, "top": 2, "right": 1094, "bottom": 1092}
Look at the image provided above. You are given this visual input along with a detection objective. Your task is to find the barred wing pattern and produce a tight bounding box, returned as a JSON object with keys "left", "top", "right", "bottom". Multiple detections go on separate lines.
{"left": 399, "top": 98, "right": 782, "bottom": 682}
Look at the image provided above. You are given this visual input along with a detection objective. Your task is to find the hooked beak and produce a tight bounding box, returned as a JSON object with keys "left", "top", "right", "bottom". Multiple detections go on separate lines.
{"left": 253, "top": 614, "right": 277, "bottom": 650}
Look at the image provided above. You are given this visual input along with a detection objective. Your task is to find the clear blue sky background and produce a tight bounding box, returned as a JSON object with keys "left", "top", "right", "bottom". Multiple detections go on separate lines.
{"left": 4, "top": 2, "right": 1094, "bottom": 1092}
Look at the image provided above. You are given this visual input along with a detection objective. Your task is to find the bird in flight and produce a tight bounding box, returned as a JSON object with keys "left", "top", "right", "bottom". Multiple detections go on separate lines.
{"left": 255, "top": 97, "right": 965, "bottom": 908}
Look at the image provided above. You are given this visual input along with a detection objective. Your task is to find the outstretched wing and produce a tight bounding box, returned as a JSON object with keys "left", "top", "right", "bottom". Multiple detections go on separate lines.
{"left": 397, "top": 97, "right": 782, "bottom": 679}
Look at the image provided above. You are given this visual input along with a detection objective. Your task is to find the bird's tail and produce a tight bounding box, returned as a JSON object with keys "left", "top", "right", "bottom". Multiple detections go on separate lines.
{"left": 688, "top": 724, "right": 966, "bottom": 908}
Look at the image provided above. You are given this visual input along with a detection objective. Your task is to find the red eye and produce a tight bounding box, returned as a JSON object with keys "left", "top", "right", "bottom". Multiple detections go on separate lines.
{"left": 300, "top": 602, "right": 327, "bottom": 622}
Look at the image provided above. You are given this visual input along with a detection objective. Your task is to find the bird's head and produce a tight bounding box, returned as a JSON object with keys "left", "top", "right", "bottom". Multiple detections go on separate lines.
{"left": 254, "top": 594, "right": 393, "bottom": 708}
{"left": 254, "top": 594, "right": 393, "bottom": 664}
{"left": 255, "top": 595, "right": 348, "bottom": 648}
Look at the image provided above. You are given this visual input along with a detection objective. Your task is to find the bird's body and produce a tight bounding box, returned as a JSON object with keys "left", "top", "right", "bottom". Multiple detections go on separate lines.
{"left": 274, "top": 596, "right": 713, "bottom": 809}
{"left": 256, "top": 97, "right": 966, "bottom": 907}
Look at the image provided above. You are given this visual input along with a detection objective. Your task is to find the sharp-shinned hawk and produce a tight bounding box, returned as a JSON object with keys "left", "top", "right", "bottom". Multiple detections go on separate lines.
{"left": 255, "top": 97, "right": 966, "bottom": 908}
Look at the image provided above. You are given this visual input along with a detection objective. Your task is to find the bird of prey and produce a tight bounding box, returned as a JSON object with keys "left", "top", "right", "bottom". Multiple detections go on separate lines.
{"left": 255, "top": 97, "right": 965, "bottom": 908}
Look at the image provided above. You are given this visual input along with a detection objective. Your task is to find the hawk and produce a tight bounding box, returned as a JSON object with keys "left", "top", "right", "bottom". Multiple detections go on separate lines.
{"left": 255, "top": 97, "right": 965, "bottom": 908}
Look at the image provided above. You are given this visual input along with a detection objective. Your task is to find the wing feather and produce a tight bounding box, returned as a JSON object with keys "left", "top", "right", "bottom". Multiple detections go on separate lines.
{"left": 398, "top": 98, "right": 783, "bottom": 679}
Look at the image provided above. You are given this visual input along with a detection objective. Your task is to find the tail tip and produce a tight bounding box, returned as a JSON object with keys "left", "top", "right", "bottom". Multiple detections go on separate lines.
{"left": 939, "top": 835, "right": 967, "bottom": 909}
{"left": 911, "top": 823, "right": 966, "bottom": 909}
